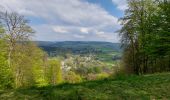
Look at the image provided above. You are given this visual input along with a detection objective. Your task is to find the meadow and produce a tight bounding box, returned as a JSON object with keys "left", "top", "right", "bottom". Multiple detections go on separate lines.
{"left": 1, "top": 73, "right": 170, "bottom": 100}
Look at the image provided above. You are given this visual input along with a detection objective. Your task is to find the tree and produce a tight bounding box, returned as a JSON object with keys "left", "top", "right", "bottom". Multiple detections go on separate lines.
{"left": 149, "top": 0, "right": 170, "bottom": 71}
{"left": 47, "top": 59, "right": 63, "bottom": 85}
{"left": 11, "top": 42, "right": 47, "bottom": 87}
{"left": 119, "top": 0, "right": 170, "bottom": 74}
{"left": 119, "top": 0, "right": 150, "bottom": 74}
{"left": 0, "top": 11, "right": 34, "bottom": 68}
{"left": 0, "top": 11, "right": 37, "bottom": 88}
{"left": 0, "top": 25, "right": 13, "bottom": 89}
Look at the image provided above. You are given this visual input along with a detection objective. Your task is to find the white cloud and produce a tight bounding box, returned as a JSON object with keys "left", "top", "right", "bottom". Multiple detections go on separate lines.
{"left": 95, "top": 31, "right": 105, "bottom": 35}
{"left": 95, "top": 30, "right": 115, "bottom": 41}
{"left": 73, "top": 34, "right": 85, "bottom": 39}
{"left": 80, "top": 27, "right": 89, "bottom": 34}
{"left": 53, "top": 26, "right": 68, "bottom": 33}
{"left": 112, "top": 0, "right": 128, "bottom": 11}
{"left": 0, "top": 0, "right": 121, "bottom": 42}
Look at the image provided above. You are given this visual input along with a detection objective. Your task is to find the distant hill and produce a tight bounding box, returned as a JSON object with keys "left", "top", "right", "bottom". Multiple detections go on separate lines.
{"left": 34, "top": 41, "right": 122, "bottom": 56}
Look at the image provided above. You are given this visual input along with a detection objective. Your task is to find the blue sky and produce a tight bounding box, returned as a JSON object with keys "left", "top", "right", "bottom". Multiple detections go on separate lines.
{"left": 0, "top": 0, "right": 127, "bottom": 43}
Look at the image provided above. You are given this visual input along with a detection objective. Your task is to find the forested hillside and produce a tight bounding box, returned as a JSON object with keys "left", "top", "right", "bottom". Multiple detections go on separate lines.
{"left": 36, "top": 41, "right": 121, "bottom": 56}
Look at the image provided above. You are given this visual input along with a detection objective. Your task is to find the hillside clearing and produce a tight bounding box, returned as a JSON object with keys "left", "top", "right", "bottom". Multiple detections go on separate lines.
{"left": 0, "top": 73, "right": 170, "bottom": 100}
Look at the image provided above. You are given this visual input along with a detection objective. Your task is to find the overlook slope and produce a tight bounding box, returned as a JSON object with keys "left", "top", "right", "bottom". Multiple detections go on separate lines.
{"left": 1, "top": 73, "right": 170, "bottom": 100}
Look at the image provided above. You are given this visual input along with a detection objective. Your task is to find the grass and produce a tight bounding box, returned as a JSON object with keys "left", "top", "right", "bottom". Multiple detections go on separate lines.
{"left": 0, "top": 73, "right": 170, "bottom": 100}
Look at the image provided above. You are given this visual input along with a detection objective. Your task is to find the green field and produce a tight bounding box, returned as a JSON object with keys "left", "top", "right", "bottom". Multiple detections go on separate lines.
{"left": 1, "top": 73, "right": 170, "bottom": 100}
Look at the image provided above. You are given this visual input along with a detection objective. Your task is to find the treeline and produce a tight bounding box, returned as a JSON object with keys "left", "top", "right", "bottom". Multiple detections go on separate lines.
{"left": 120, "top": 0, "right": 170, "bottom": 75}
{"left": 37, "top": 41, "right": 121, "bottom": 57}
{"left": 0, "top": 11, "right": 62, "bottom": 89}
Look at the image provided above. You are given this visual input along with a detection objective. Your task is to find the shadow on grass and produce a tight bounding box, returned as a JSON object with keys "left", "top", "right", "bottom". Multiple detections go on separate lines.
{"left": 1, "top": 75, "right": 140, "bottom": 99}
{"left": 0, "top": 74, "right": 150, "bottom": 100}
{"left": 1, "top": 73, "right": 170, "bottom": 100}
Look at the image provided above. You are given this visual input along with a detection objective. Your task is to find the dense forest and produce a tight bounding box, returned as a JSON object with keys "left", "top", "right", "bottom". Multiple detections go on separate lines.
{"left": 0, "top": 0, "right": 170, "bottom": 99}
{"left": 36, "top": 41, "right": 121, "bottom": 56}
{"left": 120, "top": 0, "right": 170, "bottom": 74}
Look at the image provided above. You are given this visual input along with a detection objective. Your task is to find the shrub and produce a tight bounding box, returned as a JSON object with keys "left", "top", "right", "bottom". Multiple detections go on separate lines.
{"left": 64, "top": 71, "right": 82, "bottom": 83}
{"left": 96, "top": 73, "right": 109, "bottom": 79}
{"left": 93, "top": 67, "right": 102, "bottom": 73}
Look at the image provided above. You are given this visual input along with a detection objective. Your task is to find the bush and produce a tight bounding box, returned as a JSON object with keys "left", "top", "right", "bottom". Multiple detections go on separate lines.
{"left": 96, "top": 73, "right": 109, "bottom": 79}
{"left": 93, "top": 67, "right": 102, "bottom": 73}
{"left": 64, "top": 71, "right": 82, "bottom": 83}
{"left": 86, "top": 73, "right": 109, "bottom": 80}
{"left": 86, "top": 73, "right": 96, "bottom": 80}
{"left": 75, "top": 67, "right": 88, "bottom": 75}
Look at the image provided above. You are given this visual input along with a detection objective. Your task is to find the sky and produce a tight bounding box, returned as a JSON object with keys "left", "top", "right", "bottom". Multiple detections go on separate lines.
{"left": 0, "top": 0, "right": 127, "bottom": 43}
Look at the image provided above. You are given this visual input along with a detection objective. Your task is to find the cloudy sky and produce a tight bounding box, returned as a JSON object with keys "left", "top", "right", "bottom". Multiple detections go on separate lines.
{"left": 0, "top": 0, "right": 127, "bottom": 43}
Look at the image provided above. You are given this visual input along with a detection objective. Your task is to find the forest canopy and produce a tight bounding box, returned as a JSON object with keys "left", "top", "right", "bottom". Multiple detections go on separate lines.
{"left": 119, "top": 0, "right": 170, "bottom": 74}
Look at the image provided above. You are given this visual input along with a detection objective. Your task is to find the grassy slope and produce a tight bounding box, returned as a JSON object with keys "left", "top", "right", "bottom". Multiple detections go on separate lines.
{"left": 0, "top": 73, "right": 170, "bottom": 100}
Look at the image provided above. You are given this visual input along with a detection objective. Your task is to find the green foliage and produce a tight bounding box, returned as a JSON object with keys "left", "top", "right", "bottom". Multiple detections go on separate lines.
{"left": 0, "top": 26, "right": 4, "bottom": 36}
{"left": 31, "top": 45, "right": 48, "bottom": 87}
{"left": 96, "top": 73, "right": 109, "bottom": 79}
{"left": 1, "top": 73, "right": 170, "bottom": 99}
{"left": 0, "top": 11, "right": 64, "bottom": 89}
{"left": 85, "top": 66, "right": 102, "bottom": 74}
{"left": 120, "top": 0, "right": 170, "bottom": 74}
{"left": 86, "top": 73, "right": 109, "bottom": 80}
{"left": 0, "top": 26, "right": 13, "bottom": 89}
{"left": 64, "top": 71, "right": 82, "bottom": 83}
{"left": 47, "top": 59, "right": 63, "bottom": 85}
{"left": 93, "top": 67, "right": 102, "bottom": 73}
{"left": 11, "top": 43, "right": 46, "bottom": 88}
{"left": 0, "top": 39, "right": 13, "bottom": 89}
{"left": 37, "top": 41, "right": 121, "bottom": 57}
